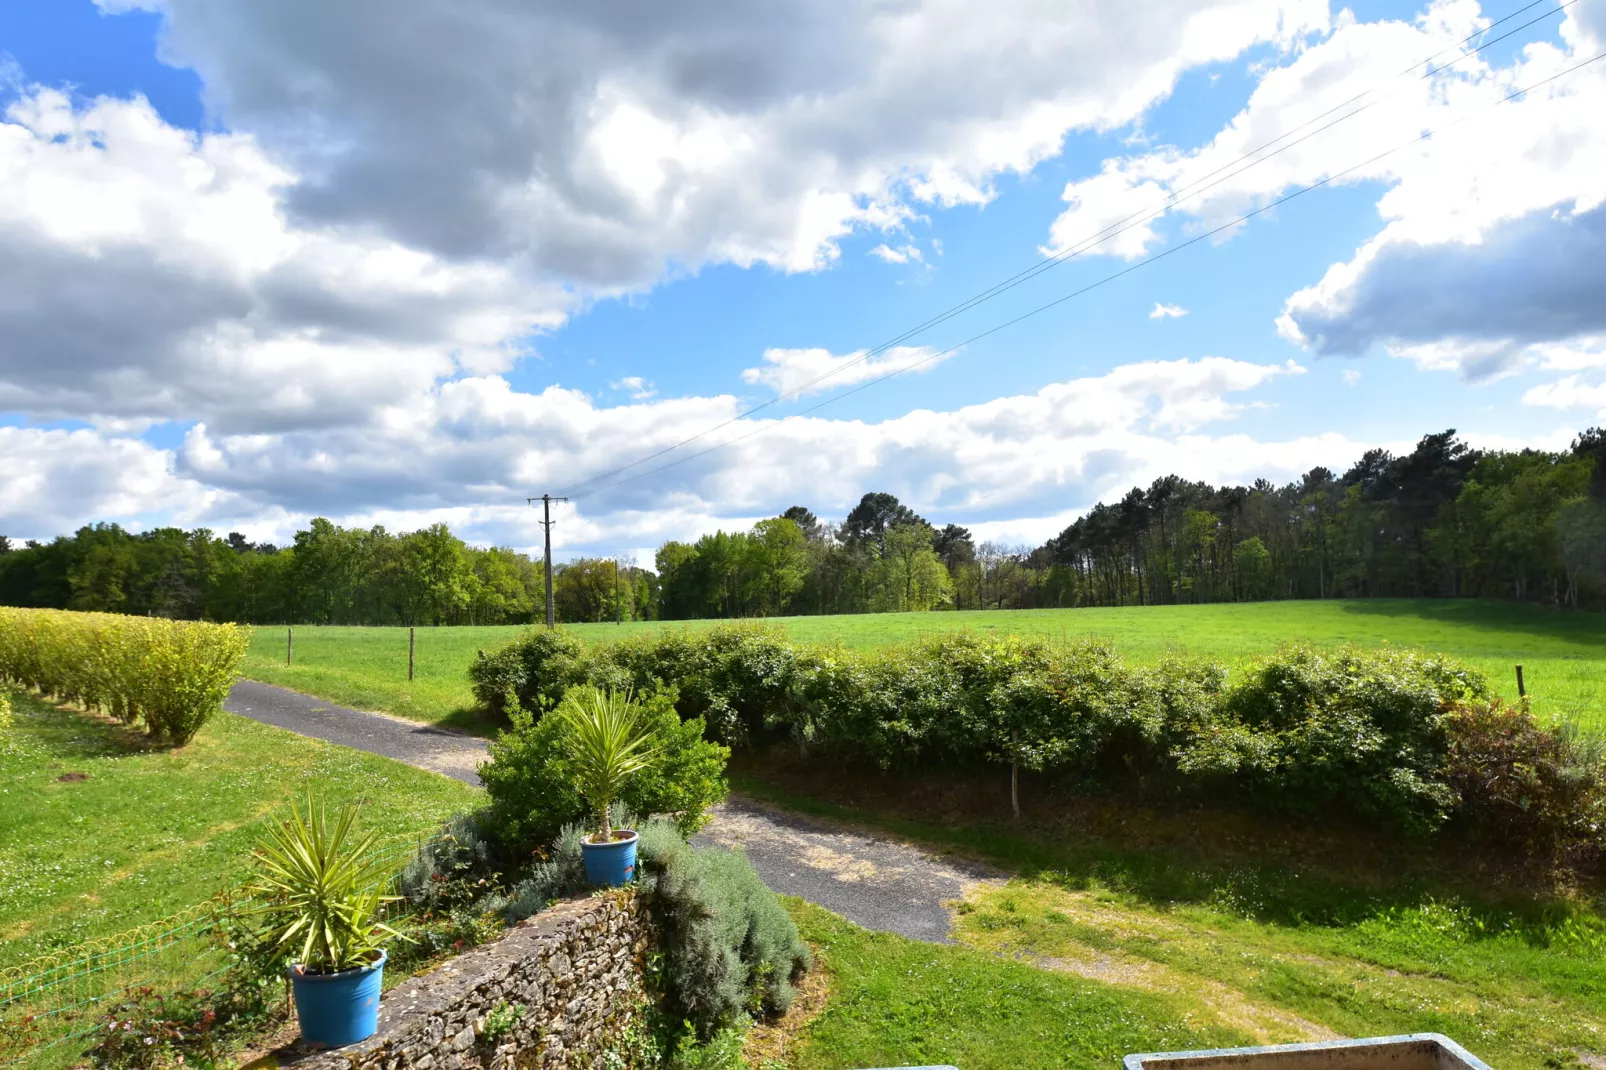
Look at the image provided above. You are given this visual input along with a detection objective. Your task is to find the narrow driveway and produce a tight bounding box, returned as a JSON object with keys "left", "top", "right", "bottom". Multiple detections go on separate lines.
{"left": 225, "top": 680, "right": 997, "bottom": 941}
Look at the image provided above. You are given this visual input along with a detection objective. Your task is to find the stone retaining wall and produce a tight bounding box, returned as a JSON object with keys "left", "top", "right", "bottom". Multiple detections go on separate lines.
{"left": 300, "top": 892, "right": 650, "bottom": 1070}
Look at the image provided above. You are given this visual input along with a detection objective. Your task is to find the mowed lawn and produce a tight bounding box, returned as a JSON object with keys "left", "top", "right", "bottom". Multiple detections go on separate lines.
{"left": 242, "top": 599, "right": 1606, "bottom": 731}
{"left": 0, "top": 688, "right": 479, "bottom": 966}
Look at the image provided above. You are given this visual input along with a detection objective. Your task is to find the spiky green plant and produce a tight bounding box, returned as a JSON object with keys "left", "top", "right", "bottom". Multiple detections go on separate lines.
{"left": 555, "top": 687, "right": 660, "bottom": 842}
{"left": 248, "top": 796, "right": 403, "bottom": 973}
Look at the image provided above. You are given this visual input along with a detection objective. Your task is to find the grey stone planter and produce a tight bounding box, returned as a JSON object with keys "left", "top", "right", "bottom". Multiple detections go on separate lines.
{"left": 1124, "top": 1034, "right": 1492, "bottom": 1070}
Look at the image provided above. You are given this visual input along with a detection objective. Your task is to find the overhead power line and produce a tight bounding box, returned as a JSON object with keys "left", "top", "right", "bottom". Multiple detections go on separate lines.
{"left": 554, "top": 0, "right": 1576, "bottom": 499}
{"left": 567, "top": 47, "right": 1606, "bottom": 503}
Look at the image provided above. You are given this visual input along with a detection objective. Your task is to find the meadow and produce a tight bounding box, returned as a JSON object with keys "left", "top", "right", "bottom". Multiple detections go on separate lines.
{"left": 0, "top": 688, "right": 478, "bottom": 966}
{"left": 241, "top": 599, "right": 1606, "bottom": 730}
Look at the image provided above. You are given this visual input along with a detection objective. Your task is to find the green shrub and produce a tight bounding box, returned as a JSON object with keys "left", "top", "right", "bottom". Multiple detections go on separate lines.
{"left": 469, "top": 626, "right": 591, "bottom": 718}
{"left": 0, "top": 690, "right": 10, "bottom": 730}
{"left": 480, "top": 687, "right": 729, "bottom": 854}
{"left": 0, "top": 607, "right": 248, "bottom": 744}
{"left": 1205, "top": 646, "right": 1490, "bottom": 833}
{"left": 477, "top": 626, "right": 1559, "bottom": 842}
{"left": 636, "top": 820, "right": 811, "bottom": 1037}
{"left": 498, "top": 817, "right": 810, "bottom": 1040}
{"left": 1443, "top": 699, "right": 1606, "bottom": 857}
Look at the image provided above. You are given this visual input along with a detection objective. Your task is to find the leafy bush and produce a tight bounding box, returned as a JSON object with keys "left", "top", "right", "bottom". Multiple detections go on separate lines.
{"left": 469, "top": 626, "right": 590, "bottom": 718}
{"left": 0, "top": 690, "right": 10, "bottom": 730}
{"left": 637, "top": 820, "right": 811, "bottom": 1037}
{"left": 1205, "top": 646, "right": 1491, "bottom": 833}
{"left": 478, "top": 626, "right": 1600, "bottom": 844}
{"left": 480, "top": 687, "right": 729, "bottom": 854}
{"left": 1443, "top": 699, "right": 1606, "bottom": 856}
{"left": 0, "top": 607, "right": 248, "bottom": 744}
{"left": 397, "top": 811, "right": 507, "bottom": 915}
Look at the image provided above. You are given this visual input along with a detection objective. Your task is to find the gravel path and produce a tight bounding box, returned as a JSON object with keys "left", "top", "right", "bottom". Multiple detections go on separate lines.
{"left": 225, "top": 680, "right": 996, "bottom": 941}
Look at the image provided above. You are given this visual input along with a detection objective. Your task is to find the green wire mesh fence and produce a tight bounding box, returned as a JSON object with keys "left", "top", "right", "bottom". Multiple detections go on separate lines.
{"left": 0, "top": 839, "right": 423, "bottom": 1068}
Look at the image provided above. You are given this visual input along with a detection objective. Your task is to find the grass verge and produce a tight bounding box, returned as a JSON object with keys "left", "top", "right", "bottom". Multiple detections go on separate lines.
{"left": 738, "top": 769, "right": 1606, "bottom": 1070}
{"left": 783, "top": 898, "right": 1251, "bottom": 1069}
{"left": 0, "top": 686, "right": 480, "bottom": 964}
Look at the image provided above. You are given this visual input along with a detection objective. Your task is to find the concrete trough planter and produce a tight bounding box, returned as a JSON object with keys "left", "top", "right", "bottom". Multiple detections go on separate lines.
{"left": 1124, "top": 1034, "right": 1493, "bottom": 1070}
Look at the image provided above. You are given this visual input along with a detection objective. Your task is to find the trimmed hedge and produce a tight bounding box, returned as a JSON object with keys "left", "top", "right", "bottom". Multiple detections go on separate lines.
{"left": 0, "top": 607, "right": 249, "bottom": 744}
{"left": 473, "top": 623, "right": 1603, "bottom": 851}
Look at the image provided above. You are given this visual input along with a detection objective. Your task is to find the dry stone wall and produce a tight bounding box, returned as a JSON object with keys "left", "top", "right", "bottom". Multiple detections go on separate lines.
{"left": 299, "top": 892, "right": 650, "bottom": 1070}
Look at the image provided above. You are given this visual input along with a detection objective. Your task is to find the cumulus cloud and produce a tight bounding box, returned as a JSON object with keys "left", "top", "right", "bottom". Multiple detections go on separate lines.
{"left": 612, "top": 376, "right": 657, "bottom": 400}
{"left": 0, "top": 426, "right": 221, "bottom": 539}
{"left": 103, "top": 0, "right": 1328, "bottom": 290}
{"left": 869, "top": 243, "right": 924, "bottom": 264}
{"left": 739, "top": 346, "right": 950, "bottom": 398}
{"left": 0, "top": 88, "right": 553, "bottom": 431}
{"left": 1039, "top": 0, "right": 1606, "bottom": 387}
{"left": 1150, "top": 302, "right": 1189, "bottom": 319}
{"left": 2, "top": 356, "right": 1320, "bottom": 551}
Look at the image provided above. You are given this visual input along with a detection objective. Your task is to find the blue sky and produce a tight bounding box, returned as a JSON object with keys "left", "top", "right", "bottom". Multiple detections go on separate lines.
{"left": 1, "top": 0, "right": 1602, "bottom": 557}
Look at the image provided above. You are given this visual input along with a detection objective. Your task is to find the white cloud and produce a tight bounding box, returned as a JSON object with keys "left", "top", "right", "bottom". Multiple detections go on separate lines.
{"left": 1038, "top": 0, "right": 1606, "bottom": 392}
{"left": 0, "top": 88, "right": 552, "bottom": 431}
{"left": 95, "top": 0, "right": 1329, "bottom": 292}
{"left": 869, "top": 243, "right": 923, "bottom": 264}
{"left": 612, "top": 376, "right": 657, "bottom": 400}
{"left": 0, "top": 426, "right": 221, "bottom": 540}
{"left": 2, "top": 356, "right": 1318, "bottom": 552}
{"left": 1150, "top": 301, "right": 1189, "bottom": 319}
{"left": 1342, "top": 368, "right": 1362, "bottom": 385}
{"left": 739, "top": 345, "right": 951, "bottom": 398}
{"left": 1523, "top": 375, "right": 1606, "bottom": 418}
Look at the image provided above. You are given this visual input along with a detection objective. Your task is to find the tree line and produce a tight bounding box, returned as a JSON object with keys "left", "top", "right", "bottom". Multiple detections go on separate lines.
{"left": 649, "top": 427, "right": 1606, "bottom": 617}
{"left": 1, "top": 427, "right": 1601, "bottom": 624}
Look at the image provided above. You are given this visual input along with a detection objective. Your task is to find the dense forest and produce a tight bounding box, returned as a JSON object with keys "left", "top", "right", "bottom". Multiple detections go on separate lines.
{"left": 2, "top": 428, "right": 1602, "bottom": 624}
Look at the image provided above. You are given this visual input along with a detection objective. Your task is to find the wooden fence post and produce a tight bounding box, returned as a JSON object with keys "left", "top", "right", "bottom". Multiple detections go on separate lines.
{"left": 287, "top": 627, "right": 293, "bottom": 667}
{"left": 409, "top": 627, "right": 415, "bottom": 682}
{"left": 1516, "top": 664, "right": 1526, "bottom": 699}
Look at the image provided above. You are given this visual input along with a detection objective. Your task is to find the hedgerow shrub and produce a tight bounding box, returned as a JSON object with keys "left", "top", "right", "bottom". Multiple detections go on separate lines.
{"left": 475, "top": 624, "right": 1606, "bottom": 850}
{"left": 479, "top": 685, "right": 730, "bottom": 854}
{"left": 0, "top": 607, "right": 248, "bottom": 744}
{"left": 470, "top": 627, "right": 591, "bottom": 718}
{"left": 1206, "top": 646, "right": 1491, "bottom": 833}
{"left": 1442, "top": 699, "right": 1606, "bottom": 857}
{"left": 0, "top": 690, "right": 11, "bottom": 729}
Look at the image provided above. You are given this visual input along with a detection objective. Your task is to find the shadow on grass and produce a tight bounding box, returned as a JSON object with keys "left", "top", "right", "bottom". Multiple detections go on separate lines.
{"left": 432, "top": 705, "right": 505, "bottom": 738}
{"left": 7, "top": 689, "right": 162, "bottom": 761}
{"left": 730, "top": 754, "right": 1606, "bottom": 947}
{"left": 1334, "top": 598, "right": 1606, "bottom": 648}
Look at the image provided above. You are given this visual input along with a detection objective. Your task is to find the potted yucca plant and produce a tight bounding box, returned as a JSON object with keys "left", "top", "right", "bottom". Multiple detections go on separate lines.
{"left": 249, "top": 797, "right": 403, "bottom": 1048}
{"left": 556, "top": 687, "right": 660, "bottom": 886}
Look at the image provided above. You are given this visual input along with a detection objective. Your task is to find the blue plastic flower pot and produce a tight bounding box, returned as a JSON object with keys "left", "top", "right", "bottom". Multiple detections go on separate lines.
{"left": 289, "top": 949, "right": 386, "bottom": 1049}
{"left": 580, "top": 829, "right": 639, "bottom": 886}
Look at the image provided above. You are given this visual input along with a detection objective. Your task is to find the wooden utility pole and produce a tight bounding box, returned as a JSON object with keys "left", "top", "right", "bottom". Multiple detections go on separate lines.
{"left": 615, "top": 557, "right": 623, "bottom": 625}
{"left": 528, "top": 495, "right": 568, "bottom": 628}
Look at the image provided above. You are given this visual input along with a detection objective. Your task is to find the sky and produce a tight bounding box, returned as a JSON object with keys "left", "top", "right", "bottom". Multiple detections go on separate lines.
{"left": 1, "top": 0, "right": 1603, "bottom": 561}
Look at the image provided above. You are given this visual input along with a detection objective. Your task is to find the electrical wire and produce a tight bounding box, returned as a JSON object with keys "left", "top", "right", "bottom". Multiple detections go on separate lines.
{"left": 568, "top": 47, "right": 1606, "bottom": 502}
{"left": 552, "top": 0, "right": 1576, "bottom": 499}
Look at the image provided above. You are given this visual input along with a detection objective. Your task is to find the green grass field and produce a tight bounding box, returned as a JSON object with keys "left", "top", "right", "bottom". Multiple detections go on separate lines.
{"left": 0, "top": 687, "right": 479, "bottom": 966}
{"left": 242, "top": 599, "right": 1606, "bottom": 730}
{"left": 753, "top": 776, "right": 1606, "bottom": 1070}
